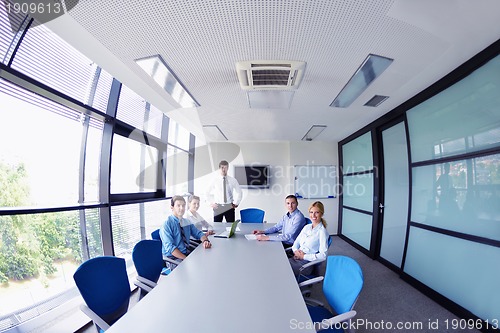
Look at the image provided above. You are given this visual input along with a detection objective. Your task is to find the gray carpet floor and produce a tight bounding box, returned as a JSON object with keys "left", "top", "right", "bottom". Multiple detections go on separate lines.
{"left": 306, "top": 235, "right": 480, "bottom": 333}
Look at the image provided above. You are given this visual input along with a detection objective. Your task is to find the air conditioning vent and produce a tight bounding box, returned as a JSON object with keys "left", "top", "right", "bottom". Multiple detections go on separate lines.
{"left": 236, "top": 60, "right": 306, "bottom": 90}
{"left": 364, "top": 95, "right": 389, "bottom": 107}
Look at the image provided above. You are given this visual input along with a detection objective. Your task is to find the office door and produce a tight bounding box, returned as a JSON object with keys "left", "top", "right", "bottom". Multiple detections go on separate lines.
{"left": 377, "top": 120, "right": 409, "bottom": 269}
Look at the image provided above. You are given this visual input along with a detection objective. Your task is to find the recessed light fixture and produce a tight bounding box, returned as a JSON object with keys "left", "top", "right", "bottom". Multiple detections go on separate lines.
{"left": 135, "top": 54, "right": 200, "bottom": 108}
{"left": 302, "top": 125, "right": 327, "bottom": 141}
{"left": 203, "top": 125, "right": 228, "bottom": 141}
{"left": 330, "top": 54, "right": 393, "bottom": 108}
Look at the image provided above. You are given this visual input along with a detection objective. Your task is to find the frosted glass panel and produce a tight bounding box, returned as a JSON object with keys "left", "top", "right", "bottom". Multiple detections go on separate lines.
{"left": 405, "top": 227, "right": 500, "bottom": 323}
{"left": 341, "top": 208, "right": 372, "bottom": 250}
{"left": 408, "top": 55, "right": 500, "bottom": 163}
{"left": 411, "top": 155, "right": 500, "bottom": 241}
{"left": 342, "top": 132, "right": 373, "bottom": 174}
{"left": 342, "top": 173, "right": 373, "bottom": 212}
{"left": 380, "top": 122, "right": 409, "bottom": 267}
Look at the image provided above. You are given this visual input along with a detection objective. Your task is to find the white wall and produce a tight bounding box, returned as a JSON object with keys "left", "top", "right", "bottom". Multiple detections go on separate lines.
{"left": 290, "top": 141, "right": 339, "bottom": 234}
{"left": 193, "top": 140, "right": 339, "bottom": 234}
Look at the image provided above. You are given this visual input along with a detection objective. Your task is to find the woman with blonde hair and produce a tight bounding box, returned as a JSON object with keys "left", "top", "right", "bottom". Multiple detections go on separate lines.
{"left": 185, "top": 194, "right": 214, "bottom": 235}
{"left": 289, "top": 201, "right": 329, "bottom": 276}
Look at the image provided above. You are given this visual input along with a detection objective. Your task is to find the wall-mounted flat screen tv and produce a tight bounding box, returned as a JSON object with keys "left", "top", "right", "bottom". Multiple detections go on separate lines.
{"left": 234, "top": 165, "right": 270, "bottom": 188}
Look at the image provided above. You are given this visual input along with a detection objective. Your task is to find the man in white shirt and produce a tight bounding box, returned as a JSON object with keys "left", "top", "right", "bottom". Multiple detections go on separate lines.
{"left": 205, "top": 160, "right": 242, "bottom": 222}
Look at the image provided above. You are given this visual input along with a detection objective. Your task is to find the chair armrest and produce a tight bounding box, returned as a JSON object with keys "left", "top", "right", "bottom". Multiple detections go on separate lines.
{"left": 136, "top": 275, "right": 157, "bottom": 289}
{"left": 80, "top": 304, "right": 111, "bottom": 331}
{"left": 134, "top": 280, "right": 153, "bottom": 293}
{"left": 299, "top": 258, "right": 325, "bottom": 272}
{"left": 298, "top": 276, "right": 323, "bottom": 288}
{"left": 163, "top": 257, "right": 182, "bottom": 265}
{"left": 303, "top": 297, "right": 324, "bottom": 307}
{"left": 315, "top": 310, "right": 357, "bottom": 331}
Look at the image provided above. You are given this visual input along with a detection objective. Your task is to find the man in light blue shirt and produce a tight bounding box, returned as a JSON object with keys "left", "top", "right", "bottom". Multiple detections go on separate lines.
{"left": 160, "top": 195, "right": 211, "bottom": 261}
{"left": 252, "top": 195, "right": 306, "bottom": 247}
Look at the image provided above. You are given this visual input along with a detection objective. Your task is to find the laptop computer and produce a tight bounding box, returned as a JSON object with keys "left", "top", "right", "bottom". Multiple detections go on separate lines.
{"left": 214, "top": 219, "right": 240, "bottom": 238}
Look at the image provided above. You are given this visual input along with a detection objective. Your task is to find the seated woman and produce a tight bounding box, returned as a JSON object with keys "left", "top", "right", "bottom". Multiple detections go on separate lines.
{"left": 185, "top": 194, "right": 215, "bottom": 235}
{"left": 289, "top": 201, "right": 329, "bottom": 276}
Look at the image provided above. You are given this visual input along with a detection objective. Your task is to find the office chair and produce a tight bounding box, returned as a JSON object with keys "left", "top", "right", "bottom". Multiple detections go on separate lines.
{"left": 132, "top": 240, "right": 165, "bottom": 296}
{"left": 152, "top": 227, "right": 199, "bottom": 248}
{"left": 240, "top": 208, "right": 265, "bottom": 223}
{"left": 297, "top": 235, "right": 332, "bottom": 283}
{"left": 299, "top": 255, "right": 364, "bottom": 332}
{"left": 73, "top": 256, "right": 131, "bottom": 332}
{"left": 285, "top": 225, "right": 332, "bottom": 284}
{"left": 151, "top": 228, "right": 160, "bottom": 240}
{"left": 150, "top": 228, "right": 190, "bottom": 271}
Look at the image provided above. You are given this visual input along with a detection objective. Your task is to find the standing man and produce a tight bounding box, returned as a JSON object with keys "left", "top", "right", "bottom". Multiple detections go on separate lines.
{"left": 206, "top": 160, "right": 242, "bottom": 222}
{"left": 252, "top": 194, "right": 306, "bottom": 248}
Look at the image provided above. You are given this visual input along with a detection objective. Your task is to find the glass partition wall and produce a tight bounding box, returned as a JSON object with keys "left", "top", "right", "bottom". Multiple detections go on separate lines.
{"left": 339, "top": 49, "right": 500, "bottom": 327}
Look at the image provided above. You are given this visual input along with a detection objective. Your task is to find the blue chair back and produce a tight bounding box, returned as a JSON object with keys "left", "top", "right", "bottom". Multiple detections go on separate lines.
{"left": 323, "top": 256, "right": 363, "bottom": 315}
{"left": 151, "top": 229, "right": 160, "bottom": 240}
{"left": 305, "top": 217, "right": 312, "bottom": 224}
{"left": 73, "top": 256, "right": 130, "bottom": 325}
{"left": 240, "top": 208, "right": 265, "bottom": 223}
{"left": 132, "top": 240, "right": 164, "bottom": 284}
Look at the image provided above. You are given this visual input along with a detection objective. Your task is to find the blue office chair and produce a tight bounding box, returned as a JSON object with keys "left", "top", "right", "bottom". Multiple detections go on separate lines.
{"left": 153, "top": 226, "right": 199, "bottom": 248}
{"left": 151, "top": 228, "right": 190, "bottom": 271}
{"left": 132, "top": 240, "right": 165, "bottom": 296}
{"left": 297, "top": 235, "right": 333, "bottom": 283}
{"left": 151, "top": 228, "right": 160, "bottom": 240}
{"left": 300, "top": 256, "right": 364, "bottom": 332}
{"left": 73, "top": 256, "right": 131, "bottom": 332}
{"left": 240, "top": 208, "right": 265, "bottom": 223}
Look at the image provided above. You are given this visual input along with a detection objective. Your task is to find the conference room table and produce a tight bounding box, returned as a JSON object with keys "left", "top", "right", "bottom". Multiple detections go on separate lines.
{"left": 106, "top": 223, "right": 316, "bottom": 333}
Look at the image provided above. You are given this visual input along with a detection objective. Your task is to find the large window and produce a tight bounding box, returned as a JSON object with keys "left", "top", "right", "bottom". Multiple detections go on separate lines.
{"left": 110, "top": 134, "right": 160, "bottom": 194}
{"left": 0, "top": 8, "right": 196, "bottom": 331}
{"left": 0, "top": 79, "right": 85, "bottom": 207}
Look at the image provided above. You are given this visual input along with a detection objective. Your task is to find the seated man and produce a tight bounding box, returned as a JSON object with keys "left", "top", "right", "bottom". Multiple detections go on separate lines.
{"left": 160, "top": 195, "right": 211, "bottom": 267}
{"left": 252, "top": 195, "right": 306, "bottom": 249}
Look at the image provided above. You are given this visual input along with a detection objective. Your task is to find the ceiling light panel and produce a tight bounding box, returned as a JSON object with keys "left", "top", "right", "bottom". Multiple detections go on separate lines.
{"left": 203, "top": 125, "right": 228, "bottom": 141}
{"left": 135, "top": 55, "right": 200, "bottom": 108}
{"left": 330, "top": 54, "right": 393, "bottom": 108}
{"left": 302, "top": 125, "right": 327, "bottom": 141}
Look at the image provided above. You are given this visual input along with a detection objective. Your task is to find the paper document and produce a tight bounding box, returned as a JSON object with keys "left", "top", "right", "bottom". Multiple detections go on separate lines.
{"left": 245, "top": 234, "right": 257, "bottom": 240}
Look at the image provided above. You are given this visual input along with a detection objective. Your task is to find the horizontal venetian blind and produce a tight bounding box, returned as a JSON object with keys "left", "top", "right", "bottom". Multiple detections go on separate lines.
{"left": 10, "top": 19, "right": 97, "bottom": 105}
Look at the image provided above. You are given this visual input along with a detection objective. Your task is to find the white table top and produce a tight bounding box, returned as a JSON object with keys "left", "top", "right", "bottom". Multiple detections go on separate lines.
{"left": 106, "top": 223, "right": 315, "bottom": 333}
